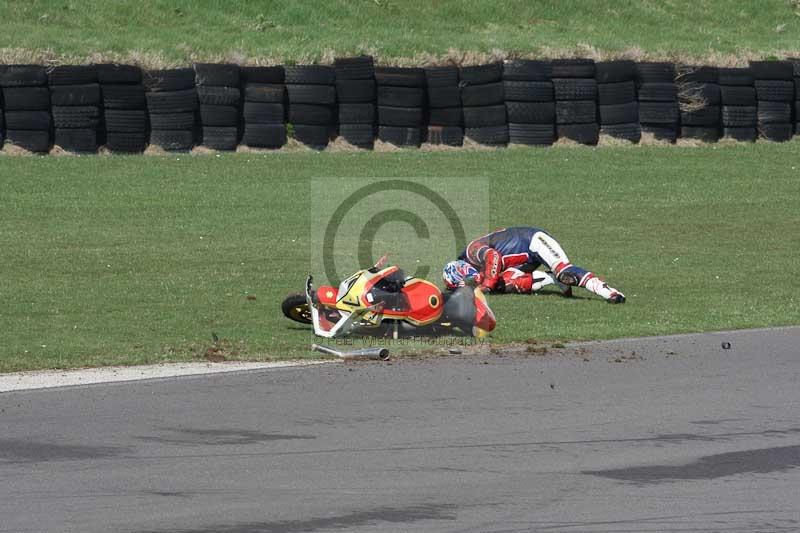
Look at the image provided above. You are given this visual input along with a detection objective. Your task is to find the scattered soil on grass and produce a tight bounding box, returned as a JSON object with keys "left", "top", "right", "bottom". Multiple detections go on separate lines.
{"left": 1, "top": 144, "right": 37, "bottom": 156}
{"left": 597, "top": 134, "right": 636, "bottom": 148}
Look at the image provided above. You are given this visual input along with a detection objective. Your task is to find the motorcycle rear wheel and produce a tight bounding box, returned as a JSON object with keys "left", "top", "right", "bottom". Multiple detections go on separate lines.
{"left": 281, "top": 293, "right": 312, "bottom": 324}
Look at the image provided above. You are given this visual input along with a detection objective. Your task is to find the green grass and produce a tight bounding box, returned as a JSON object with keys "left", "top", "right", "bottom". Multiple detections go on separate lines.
{"left": 1, "top": 143, "right": 798, "bottom": 372}
{"left": 2, "top": 0, "right": 800, "bottom": 63}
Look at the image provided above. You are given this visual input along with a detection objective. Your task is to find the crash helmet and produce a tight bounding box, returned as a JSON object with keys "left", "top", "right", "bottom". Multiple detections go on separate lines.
{"left": 442, "top": 260, "right": 479, "bottom": 290}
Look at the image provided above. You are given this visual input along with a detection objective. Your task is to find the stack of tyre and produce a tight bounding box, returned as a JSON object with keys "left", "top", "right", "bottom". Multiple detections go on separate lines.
{"left": 461, "top": 63, "right": 508, "bottom": 145}
{"left": 552, "top": 59, "right": 598, "bottom": 145}
{"left": 334, "top": 56, "right": 376, "bottom": 148}
{"left": 679, "top": 66, "right": 721, "bottom": 142}
{"left": 718, "top": 67, "right": 757, "bottom": 142}
{"left": 750, "top": 61, "right": 794, "bottom": 142}
{"left": 0, "top": 65, "right": 50, "bottom": 153}
{"left": 376, "top": 67, "right": 426, "bottom": 147}
{"left": 0, "top": 77, "right": 3, "bottom": 149}
{"left": 240, "top": 66, "right": 286, "bottom": 149}
{"left": 195, "top": 63, "right": 241, "bottom": 151}
{"left": 503, "top": 60, "right": 554, "bottom": 146}
{"left": 99, "top": 64, "right": 148, "bottom": 153}
{"left": 636, "top": 62, "right": 679, "bottom": 142}
{"left": 596, "top": 60, "right": 640, "bottom": 142}
{"left": 285, "top": 65, "right": 336, "bottom": 148}
{"left": 425, "top": 66, "right": 463, "bottom": 146}
{"left": 144, "top": 68, "right": 198, "bottom": 151}
{"left": 48, "top": 65, "right": 102, "bottom": 153}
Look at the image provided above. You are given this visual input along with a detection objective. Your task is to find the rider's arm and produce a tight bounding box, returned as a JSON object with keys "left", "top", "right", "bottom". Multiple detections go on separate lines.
{"left": 465, "top": 241, "right": 501, "bottom": 291}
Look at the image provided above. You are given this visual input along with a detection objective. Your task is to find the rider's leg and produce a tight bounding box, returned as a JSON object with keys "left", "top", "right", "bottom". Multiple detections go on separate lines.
{"left": 500, "top": 268, "right": 568, "bottom": 294}
{"left": 528, "top": 231, "right": 625, "bottom": 303}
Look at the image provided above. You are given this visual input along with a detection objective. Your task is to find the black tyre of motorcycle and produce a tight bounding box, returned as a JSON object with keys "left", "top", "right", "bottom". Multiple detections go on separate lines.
{"left": 282, "top": 294, "right": 312, "bottom": 324}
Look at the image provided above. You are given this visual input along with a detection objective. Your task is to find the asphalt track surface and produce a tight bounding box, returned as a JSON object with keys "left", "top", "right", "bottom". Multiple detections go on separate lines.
{"left": 2, "top": 327, "right": 799, "bottom": 532}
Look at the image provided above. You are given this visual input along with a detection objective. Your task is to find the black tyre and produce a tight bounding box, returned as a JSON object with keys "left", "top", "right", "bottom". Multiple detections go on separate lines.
{"left": 505, "top": 101, "right": 555, "bottom": 124}
{"left": 460, "top": 63, "right": 503, "bottom": 85}
{"left": 598, "top": 101, "right": 638, "bottom": 125}
{"left": 597, "top": 81, "right": 636, "bottom": 105}
{"left": 507, "top": 123, "right": 554, "bottom": 145}
{"left": 149, "top": 129, "right": 195, "bottom": 151}
{"left": 338, "top": 103, "right": 375, "bottom": 124}
{"left": 502, "top": 60, "right": 552, "bottom": 81}
{"left": 719, "top": 86, "right": 756, "bottom": 106}
{"left": 681, "top": 106, "right": 720, "bottom": 126}
{"left": 285, "top": 84, "right": 336, "bottom": 105}
{"left": 143, "top": 68, "right": 196, "bottom": 92}
{"left": 292, "top": 124, "right": 331, "bottom": 147}
{"left": 197, "top": 86, "right": 241, "bottom": 106}
{"left": 427, "top": 86, "right": 461, "bottom": 108}
{"left": 641, "top": 124, "right": 678, "bottom": 141}
{"left": 717, "top": 67, "right": 754, "bottom": 86}
{"left": 242, "top": 123, "right": 287, "bottom": 148}
{"left": 54, "top": 128, "right": 97, "bottom": 152}
{"left": 284, "top": 65, "right": 335, "bottom": 85}
{"left": 465, "top": 125, "right": 509, "bottom": 145}
{"left": 4, "top": 110, "right": 51, "bottom": 130}
{"left": 335, "top": 79, "right": 376, "bottom": 103}
{"left": 145, "top": 89, "right": 199, "bottom": 113}
{"left": 462, "top": 105, "right": 506, "bottom": 127}
{"left": 553, "top": 78, "right": 597, "bottom": 100}
{"left": 600, "top": 122, "right": 642, "bottom": 142}
{"left": 289, "top": 104, "right": 334, "bottom": 126}
{"left": 638, "top": 101, "right": 679, "bottom": 124}
{"left": 749, "top": 61, "right": 793, "bottom": 81}
{"left": 377, "top": 86, "right": 425, "bottom": 107}
{"left": 722, "top": 127, "right": 757, "bottom": 142}
{"left": 637, "top": 83, "right": 677, "bottom": 102}
{"left": 2, "top": 87, "right": 50, "bottom": 110}
{"left": 101, "top": 84, "right": 146, "bottom": 109}
{"left": 50, "top": 84, "right": 101, "bottom": 106}
{"left": 5, "top": 129, "right": 50, "bottom": 152}
{"left": 281, "top": 294, "right": 312, "bottom": 324}
{"left": 374, "top": 67, "right": 425, "bottom": 87}
{"left": 502, "top": 81, "right": 554, "bottom": 102}
{"left": 428, "top": 106, "right": 463, "bottom": 126}
{"left": 199, "top": 104, "right": 239, "bottom": 127}
{"left": 97, "top": 64, "right": 142, "bottom": 84}
{"left": 425, "top": 66, "right": 459, "bottom": 87}
{"left": 104, "top": 109, "right": 148, "bottom": 132}
{"left": 194, "top": 63, "right": 240, "bottom": 87}
{"left": 243, "top": 102, "right": 285, "bottom": 124}
{"left": 757, "top": 101, "right": 792, "bottom": 124}
{"left": 201, "top": 126, "right": 239, "bottom": 150}
{"left": 149, "top": 112, "right": 196, "bottom": 130}
{"left": 460, "top": 82, "right": 504, "bottom": 106}
{"left": 552, "top": 58, "right": 595, "bottom": 78}
{"left": 105, "top": 131, "right": 147, "bottom": 152}
{"left": 338, "top": 123, "right": 375, "bottom": 146}
{"left": 240, "top": 66, "right": 285, "bottom": 84}
{"left": 426, "top": 125, "right": 463, "bottom": 146}
{"left": 47, "top": 65, "right": 97, "bottom": 85}
{"left": 51, "top": 106, "right": 100, "bottom": 128}
{"left": 556, "top": 123, "right": 599, "bottom": 144}
{"left": 595, "top": 60, "right": 636, "bottom": 83}
{"left": 636, "top": 62, "right": 675, "bottom": 83}
{"left": 679, "top": 82, "right": 721, "bottom": 105}
{"left": 377, "top": 106, "right": 424, "bottom": 127}
{"left": 721, "top": 106, "right": 757, "bottom": 127}
{"left": 243, "top": 83, "right": 285, "bottom": 103}
{"left": 759, "top": 122, "right": 793, "bottom": 141}
{"left": 0, "top": 65, "right": 48, "bottom": 87}
{"left": 334, "top": 56, "right": 375, "bottom": 80}
{"left": 680, "top": 126, "right": 719, "bottom": 141}
{"left": 678, "top": 66, "right": 718, "bottom": 83}
{"left": 556, "top": 100, "right": 597, "bottom": 124}
{"left": 754, "top": 80, "right": 794, "bottom": 102}
{"left": 378, "top": 125, "right": 422, "bottom": 146}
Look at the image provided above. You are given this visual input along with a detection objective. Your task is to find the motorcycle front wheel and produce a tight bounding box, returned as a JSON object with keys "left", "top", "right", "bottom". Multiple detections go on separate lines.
{"left": 281, "top": 293, "right": 312, "bottom": 324}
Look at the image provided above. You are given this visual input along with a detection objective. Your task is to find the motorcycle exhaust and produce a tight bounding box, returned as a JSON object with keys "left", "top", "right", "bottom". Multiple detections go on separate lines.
{"left": 312, "top": 343, "right": 390, "bottom": 361}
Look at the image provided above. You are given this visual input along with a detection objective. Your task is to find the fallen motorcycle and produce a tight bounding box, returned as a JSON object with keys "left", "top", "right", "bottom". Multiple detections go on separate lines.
{"left": 281, "top": 262, "right": 496, "bottom": 338}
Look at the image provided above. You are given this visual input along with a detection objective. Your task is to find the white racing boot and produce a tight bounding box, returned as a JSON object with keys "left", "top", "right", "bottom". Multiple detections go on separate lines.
{"left": 584, "top": 276, "right": 626, "bottom": 304}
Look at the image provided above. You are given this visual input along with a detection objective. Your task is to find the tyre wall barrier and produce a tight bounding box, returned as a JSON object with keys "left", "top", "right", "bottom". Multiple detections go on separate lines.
{"left": 0, "top": 58, "right": 797, "bottom": 154}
